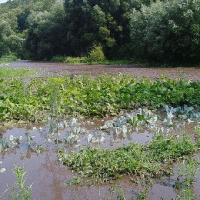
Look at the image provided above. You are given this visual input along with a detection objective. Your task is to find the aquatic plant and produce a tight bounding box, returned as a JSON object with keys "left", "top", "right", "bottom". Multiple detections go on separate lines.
{"left": 87, "top": 131, "right": 105, "bottom": 144}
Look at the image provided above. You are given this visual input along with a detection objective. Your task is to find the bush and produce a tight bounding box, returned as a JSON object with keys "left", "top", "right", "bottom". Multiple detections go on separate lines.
{"left": 51, "top": 56, "right": 66, "bottom": 62}
{"left": 87, "top": 45, "right": 105, "bottom": 63}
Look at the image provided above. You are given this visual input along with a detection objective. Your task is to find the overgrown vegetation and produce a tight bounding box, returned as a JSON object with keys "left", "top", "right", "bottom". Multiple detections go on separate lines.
{"left": 51, "top": 55, "right": 136, "bottom": 65}
{"left": 0, "top": 66, "right": 37, "bottom": 78}
{"left": 0, "top": 55, "right": 18, "bottom": 64}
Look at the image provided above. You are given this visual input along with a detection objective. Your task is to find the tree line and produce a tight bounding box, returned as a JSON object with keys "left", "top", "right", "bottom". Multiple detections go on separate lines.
{"left": 1, "top": 0, "right": 200, "bottom": 63}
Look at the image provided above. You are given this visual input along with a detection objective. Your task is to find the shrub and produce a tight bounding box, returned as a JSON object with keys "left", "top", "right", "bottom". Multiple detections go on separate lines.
{"left": 51, "top": 56, "right": 66, "bottom": 62}
{"left": 87, "top": 45, "right": 105, "bottom": 63}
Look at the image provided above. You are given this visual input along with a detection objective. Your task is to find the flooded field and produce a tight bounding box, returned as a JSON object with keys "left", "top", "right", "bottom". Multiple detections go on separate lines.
{"left": 1, "top": 106, "right": 200, "bottom": 199}
{"left": 0, "top": 62, "right": 200, "bottom": 199}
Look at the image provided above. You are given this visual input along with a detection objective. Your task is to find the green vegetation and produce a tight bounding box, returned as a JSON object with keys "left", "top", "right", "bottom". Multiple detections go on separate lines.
{"left": 51, "top": 56, "right": 135, "bottom": 65}
{"left": 174, "top": 157, "right": 199, "bottom": 200}
{"left": 0, "top": 65, "right": 199, "bottom": 198}
{"left": 57, "top": 134, "right": 198, "bottom": 182}
{"left": 87, "top": 45, "right": 106, "bottom": 63}
{"left": 51, "top": 56, "right": 88, "bottom": 64}
{"left": 0, "top": 55, "right": 18, "bottom": 64}
{"left": 1, "top": 165, "right": 32, "bottom": 200}
{"left": 0, "top": 66, "right": 37, "bottom": 78}
{"left": 1, "top": 69, "right": 200, "bottom": 125}
{"left": 130, "top": 0, "right": 200, "bottom": 63}
{"left": 2, "top": 0, "right": 200, "bottom": 64}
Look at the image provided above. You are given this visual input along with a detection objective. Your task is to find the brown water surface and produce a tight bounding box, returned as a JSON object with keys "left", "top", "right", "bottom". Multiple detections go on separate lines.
{"left": 10, "top": 60, "right": 200, "bottom": 80}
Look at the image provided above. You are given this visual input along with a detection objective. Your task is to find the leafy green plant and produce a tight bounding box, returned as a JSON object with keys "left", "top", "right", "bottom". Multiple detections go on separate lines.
{"left": 1, "top": 73, "right": 200, "bottom": 125}
{"left": 0, "top": 55, "right": 18, "bottom": 64}
{"left": 2, "top": 165, "right": 32, "bottom": 200}
{"left": 87, "top": 45, "right": 105, "bottom": 63}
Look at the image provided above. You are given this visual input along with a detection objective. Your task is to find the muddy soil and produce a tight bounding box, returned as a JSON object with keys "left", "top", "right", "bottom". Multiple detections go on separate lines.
{"left": 10, "top": 60, "right": 200, "bottom": 80}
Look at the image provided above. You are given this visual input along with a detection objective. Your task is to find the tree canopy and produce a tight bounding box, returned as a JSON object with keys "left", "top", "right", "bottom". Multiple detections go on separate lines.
{"left": 1, "top": 0, "right": 200, "bottom": 64}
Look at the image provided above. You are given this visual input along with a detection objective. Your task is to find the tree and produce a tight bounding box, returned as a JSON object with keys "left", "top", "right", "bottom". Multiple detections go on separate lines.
{"left": 64, "top": 0, "right": 144, "bottom": 59}
{"left": 130, "top": 0, "right": 200, "bottom": 63}
{"left": 25, "top": 1, "right": 67, "bottom": 59}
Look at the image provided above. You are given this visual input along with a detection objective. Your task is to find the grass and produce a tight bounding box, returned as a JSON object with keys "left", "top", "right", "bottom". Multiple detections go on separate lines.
{"left": 57, "top": 134, "right": 198, "bottom": 182}
{"left": 51, "top": 56, "right": 136, "bottom": 65}
{"left": 0, "top": 67, "right": 37, "bottom": 78}
{"left": 51, "top": 56, "right": 88, "bottom": 64}
{"left": 0, "top": 55, "right": 18, "bottom": 64}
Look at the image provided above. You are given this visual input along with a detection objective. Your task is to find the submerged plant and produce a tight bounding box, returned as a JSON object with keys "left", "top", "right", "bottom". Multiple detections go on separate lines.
{"left": 0, "top": 135, "right": 22, "bottom": 152}
{"left": 25, "top": 132, "right": 33, "bottom": 146}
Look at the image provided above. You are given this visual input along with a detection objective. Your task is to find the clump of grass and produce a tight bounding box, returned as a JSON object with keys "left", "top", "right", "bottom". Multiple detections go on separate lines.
{"left": 0, "top": 55, "right": 18, "bottom": 64}
{"left": 65, "top": 56, "right": 88, "bottom": 64}
{"left": 51, "top": 56, "right": 87, "bottom": 64}
{"left": 0, "top": 67, "right": 37, "bottom": 78}
{"left": 174, "top": 157, "right": 199, "bottom": 200}
{"left": 57, "top": 134, "right": 197, "bottom": 182}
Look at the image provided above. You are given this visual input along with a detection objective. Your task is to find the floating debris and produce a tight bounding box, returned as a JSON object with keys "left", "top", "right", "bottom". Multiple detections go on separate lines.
{"left": 32, "top": 127, "right": 37, "bottom": 131}
{"left": 0, "top": 168, "right": 6, "bottom": 173}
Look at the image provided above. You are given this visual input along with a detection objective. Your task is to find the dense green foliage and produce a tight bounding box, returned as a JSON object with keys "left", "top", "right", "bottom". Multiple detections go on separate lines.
{"left": 130, "top": 0, "right": 200, "bottom": 63}
{"left": 0, "top": 0, "right": 56, "bottom": 58}
{"left": 1, "top": 0, "right": 200, "bottom": 63}
{"left": 1, "top": 68, "right": 200, "bottom": 123}
{"left": 25, "top": 1, "right": 67, "bottom": 59}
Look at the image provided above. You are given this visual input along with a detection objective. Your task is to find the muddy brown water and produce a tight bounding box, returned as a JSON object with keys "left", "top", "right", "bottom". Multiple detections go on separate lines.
{"left": 0, "top": 126, "right": 175, "bottom": 200}
{"left": 1, "top": 118, "right": 200, "bottom": 200}
{"left": 10, "top": 60, "right": 200, "bottom": 80}
{"left": 0, "top": 61, "right": 200, "bottom": 199}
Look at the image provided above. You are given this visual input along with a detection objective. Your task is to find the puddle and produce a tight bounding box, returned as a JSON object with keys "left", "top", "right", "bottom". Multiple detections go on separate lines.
{"left": 0, "top": 107, "right": 200, "bottom": 199}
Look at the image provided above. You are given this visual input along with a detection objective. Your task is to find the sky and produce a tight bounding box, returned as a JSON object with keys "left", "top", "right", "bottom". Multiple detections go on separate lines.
{"left": 0, "top": 0, "right": 7, "bottom": 4}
